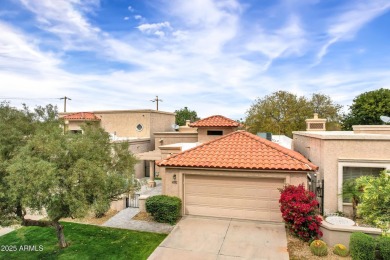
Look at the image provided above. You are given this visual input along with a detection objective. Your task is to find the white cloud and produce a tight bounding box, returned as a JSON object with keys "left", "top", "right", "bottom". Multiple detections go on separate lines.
{"left": 124, "top": 16, "right": 129, "bottom": 21}
{"left": 246, "top": 15, "right": 306, "bottom": 61}
{"left": 137, "top": 22, "right": 171, "bottom": 35}
{"left": 137, "top": 22, "right": 171, "bottom": 32}
{"left": 0, "top": 21, "right": 60, "bottom": 73}
{"left": 134, "top": 15, "right": 142, "bottom": 20}
{"left": 316, "top": 1, "right": 390, "bottom": 63}
{"left": 128, "top": 5, "right": 134, "bottom": 12}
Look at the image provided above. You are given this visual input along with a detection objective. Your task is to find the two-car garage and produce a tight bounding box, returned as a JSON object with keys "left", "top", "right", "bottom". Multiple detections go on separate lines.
{"left": 184, "top": 174, "right": 284, "bottom": 222}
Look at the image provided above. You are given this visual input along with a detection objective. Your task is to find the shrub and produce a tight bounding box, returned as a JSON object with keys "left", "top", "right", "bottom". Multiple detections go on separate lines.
{"left": 310, "top": 240, "right": 328, "bottom": 256}
{"left": 349, "top": 232, "right": 376, "bottom": 260}
{"left": 93, "top": 201, "right": 110, "bottom": 218}
{"left": 146, "top": 195, "right": 181, "bottom": 224}
{"left": 279, "top": 184, "right": 323, "bottom": 241}
{"left": 333, "top": 244, "right": 349, "bottom": 257}
{"left": 377, "top": 236, "right": 390, "bottom": 260}
{"left": 356, "top": 171, "right": 390, "bottom": 233}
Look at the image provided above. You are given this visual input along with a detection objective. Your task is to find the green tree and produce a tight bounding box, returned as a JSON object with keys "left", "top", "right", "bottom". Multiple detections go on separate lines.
{"left": 342, "top": 88, "right": 390, "bottom": 130}
{"left": 174, "top": 107, "right": 200, "bottom": 126}
{"left": 0, "top": 102, "right": 35, "bottom": 225}
{"left": 1, "top": 103, "right": 138, "bottom": 248}
{"left": 309, "top": 93, "right": 342, "bottom": 130}
{"left": 356, "top": 171, "right": 390, "bottom": 233}
{"left": 245, "top": 91, "right": 342, "bottom": 137}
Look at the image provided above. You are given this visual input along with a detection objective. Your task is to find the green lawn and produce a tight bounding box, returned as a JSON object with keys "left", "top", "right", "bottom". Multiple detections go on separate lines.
{"left": 0, "top": 222, "right": 166, "bottom": 260}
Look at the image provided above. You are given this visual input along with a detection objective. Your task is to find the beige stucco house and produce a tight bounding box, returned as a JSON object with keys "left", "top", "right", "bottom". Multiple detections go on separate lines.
{"left": 293, "top": 116, "right": 390, "bottom": 216}
{"left": 157, "top": 130, "right": 317, "bottom": 222}
{"left": 59, "top": 109, "right": 176, "bottom": 179}
{"left": 137, "top": 115, "right": 242, "bottom": 187}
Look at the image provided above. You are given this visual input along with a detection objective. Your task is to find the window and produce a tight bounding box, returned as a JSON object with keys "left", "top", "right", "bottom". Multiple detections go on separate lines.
{"left": 207, "top": 130, "right": 223, "bottom": 135}
{"left": 342, "top": 167, "right": 384, "bottom": 202}
{"left": 136, "top": 124, "right": 143, "bottom": 132}
{"left": 70, "top": 130, "right": 82, "bottom": 134}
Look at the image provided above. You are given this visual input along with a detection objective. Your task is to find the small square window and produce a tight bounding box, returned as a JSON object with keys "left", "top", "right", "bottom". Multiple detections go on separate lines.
{"left": 207, "top": 130, "right": 223, "bottom": 135}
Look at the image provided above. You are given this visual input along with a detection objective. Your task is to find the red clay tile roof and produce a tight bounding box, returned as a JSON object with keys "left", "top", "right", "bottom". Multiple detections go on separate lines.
{"left": 189, "top": 115, "right": 240, "bottom": 127}
{"left": 63, "top": 112, "right": 101, "bottom": 121}
{"left": 158, "top": 131, "right": 318, "bottom": 171}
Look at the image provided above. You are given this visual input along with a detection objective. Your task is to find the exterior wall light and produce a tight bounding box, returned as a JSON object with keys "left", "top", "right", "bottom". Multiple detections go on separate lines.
{"left": 172, "top": 174, "right": 177, "bottom": 184}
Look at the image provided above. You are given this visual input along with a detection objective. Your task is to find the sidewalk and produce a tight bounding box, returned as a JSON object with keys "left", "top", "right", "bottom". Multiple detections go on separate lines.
{"left": 0, "top": 213, "right": 46, "bottom": 237}
{"left": 103, "top": 180, "right": 174, "bottom": 234}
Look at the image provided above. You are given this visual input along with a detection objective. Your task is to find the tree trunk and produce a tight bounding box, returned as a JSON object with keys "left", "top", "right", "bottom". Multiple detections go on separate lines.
{"left": 352, "top": 199, "right": 357, "bottom": 221}
{"left": 53, "top": 221, "right": 68, "bottom": 249}
{"left": 22, "top": 218, "right": 68, "bottom": 249}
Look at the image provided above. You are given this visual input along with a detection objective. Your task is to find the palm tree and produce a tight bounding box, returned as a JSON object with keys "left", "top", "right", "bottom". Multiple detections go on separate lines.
{"left": 341, "top": 179, "right": 361, "bottom": 221}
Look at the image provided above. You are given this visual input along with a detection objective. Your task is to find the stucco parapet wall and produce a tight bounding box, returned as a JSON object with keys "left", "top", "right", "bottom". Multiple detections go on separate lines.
{"left": 321, "top": 220, "right": 382, "bottom": 234}
{"left": 353, "top": 125, "right": 390, "bottom": 133}
{"left": 112, "top": 138, "right": 151, "bottom": 143}
{"left": 293, "top": 131, "right": 390, "bottom": 140}
{"left": 154, "top": 132, "right": 198, "bottom": 136}
{"left": 320, "top": 220, "right": 383, "bottom": 249}
{"left": 59, "top": 110, "right": 175, "bottom": 116}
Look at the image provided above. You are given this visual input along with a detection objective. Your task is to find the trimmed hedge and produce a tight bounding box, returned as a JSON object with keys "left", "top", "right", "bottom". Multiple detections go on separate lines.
{"left": 378, "top": 236, "right": 390, "bottom": 260}
{"left": 349, "top": 232, "right": 376, "bottom": 260}
{"left": 146, "top": 195, "right": 181, "bottom": 225}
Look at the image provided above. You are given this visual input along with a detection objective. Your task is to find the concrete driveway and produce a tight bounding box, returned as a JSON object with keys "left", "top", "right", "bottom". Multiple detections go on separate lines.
{"left": 148, "top": 216, "right": 289, "bottom": 260}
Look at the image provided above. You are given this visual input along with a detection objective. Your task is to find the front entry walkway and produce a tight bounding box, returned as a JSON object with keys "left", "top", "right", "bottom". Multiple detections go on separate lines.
{"left": 148, "top": 216, "right": 288, "bottom": 260}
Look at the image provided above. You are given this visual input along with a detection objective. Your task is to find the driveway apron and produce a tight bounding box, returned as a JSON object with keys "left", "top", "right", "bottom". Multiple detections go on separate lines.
{"left": 148, "top": 216, "right": 289, "bottom": 260}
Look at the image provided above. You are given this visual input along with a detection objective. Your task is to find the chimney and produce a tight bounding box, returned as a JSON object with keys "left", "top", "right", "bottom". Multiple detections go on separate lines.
{"left": 306, "top": 113, "right": 326, "bottom": 131}
{"left": 185, "top": 120, "right": 190, "bottom": 127}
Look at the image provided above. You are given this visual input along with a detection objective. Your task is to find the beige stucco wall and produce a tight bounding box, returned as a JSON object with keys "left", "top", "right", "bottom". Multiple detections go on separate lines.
{"left": 197, "top": 127, "right": 237, "bottom": 143}
{"left": 61, "top": 110, "right": 175, "bottom": 149}
{"left": 154, "top": 132, "right": 198, "bottom": 150}
{"left": 95, "top": 111, "right": 151, "bottom": 138}
{"left": 118, "top": 139, "right": 151, "bottom": 179}
{"left": 320, "top": 220, "right": 382, "bottom": 249}
{"left": 160, "top": 167, "right": 308, "bottom": 215}
{"left": 293, "top": 132, "right": 390, "bottom": 215}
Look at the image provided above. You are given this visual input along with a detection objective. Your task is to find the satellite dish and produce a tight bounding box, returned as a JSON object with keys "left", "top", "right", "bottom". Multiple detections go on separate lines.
{"left": 380, "top": 116, "right": 390, "bottom": 124}
{"left": 171, "top": 124, "right": 179, "bottom": 130}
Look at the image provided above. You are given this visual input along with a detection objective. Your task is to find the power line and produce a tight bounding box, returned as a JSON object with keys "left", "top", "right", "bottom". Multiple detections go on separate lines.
{"left": 0, "top": 97, "right": 60, "bottom": 100}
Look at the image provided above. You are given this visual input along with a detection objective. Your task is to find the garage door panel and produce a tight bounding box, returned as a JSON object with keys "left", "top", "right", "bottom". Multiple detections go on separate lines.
{"left": 186, "top": 186, "right": 277, "bottom": 198}
{"left": 184, "top": 175, "right": 284, "bottom": 222}
{"left": 186, "top": 205, "right": 282, "bottom": 222}
{"left": 186, "top": 195, "right": 274, "bottom": 210}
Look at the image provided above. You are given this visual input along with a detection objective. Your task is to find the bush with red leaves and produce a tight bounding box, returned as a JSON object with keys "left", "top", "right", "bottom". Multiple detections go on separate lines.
{"left": 279, "top": 184, "right": 323, "bottom": 241}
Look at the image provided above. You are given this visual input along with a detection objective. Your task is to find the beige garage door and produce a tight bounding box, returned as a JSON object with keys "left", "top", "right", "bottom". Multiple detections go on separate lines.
{"left": 184, "top": 175, "right": 284, "bottom": 222}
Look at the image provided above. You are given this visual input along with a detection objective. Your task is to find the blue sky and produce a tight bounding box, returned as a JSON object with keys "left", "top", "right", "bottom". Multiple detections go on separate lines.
{"left": 0, "top": 0, "right": 389, "bottom": 120}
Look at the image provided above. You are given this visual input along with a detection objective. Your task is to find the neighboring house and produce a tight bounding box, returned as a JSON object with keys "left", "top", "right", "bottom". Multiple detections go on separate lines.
{"left": 60, "top": 109, "right": 175, "bottom": 179}
{"left": 157, "top": 130, "right": 318, "bottom": 222}
{"left": 293, "top": 114, "right": 390, "bottom": 216}
{"left": 137, "top": 115, "right": 242, "bottom": 186}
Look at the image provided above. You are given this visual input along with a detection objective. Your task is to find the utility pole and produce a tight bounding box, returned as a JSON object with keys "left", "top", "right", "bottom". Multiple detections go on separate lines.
{"left": 60, "top": 96, "right": 71, "bottom": 112}
{"left": 150, "top": 95, "right": 162, "bottom": 111}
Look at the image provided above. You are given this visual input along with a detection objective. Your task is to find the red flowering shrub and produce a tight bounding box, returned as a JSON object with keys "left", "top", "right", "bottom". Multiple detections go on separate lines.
{"left": 279, "top": 184, "right": 323, "bottom": 241}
